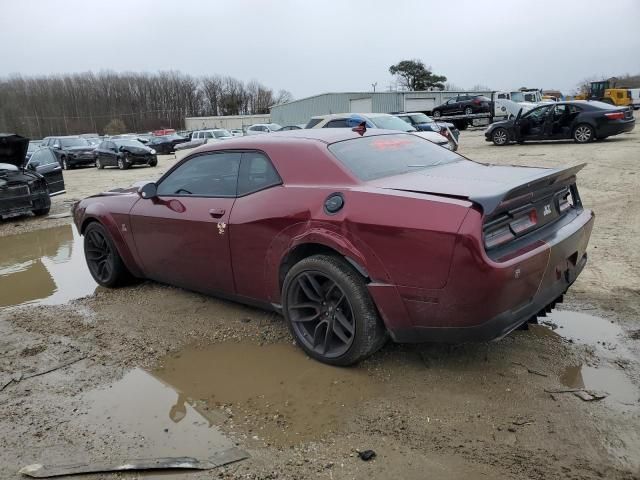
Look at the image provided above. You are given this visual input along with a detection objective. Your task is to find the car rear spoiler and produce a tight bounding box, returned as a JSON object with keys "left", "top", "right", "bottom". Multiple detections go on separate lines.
{"left": 475, "top": 163, "right": 586, "bottom": 217}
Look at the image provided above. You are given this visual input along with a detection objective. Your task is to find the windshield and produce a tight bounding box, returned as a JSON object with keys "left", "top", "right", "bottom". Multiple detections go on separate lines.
{"left": 328, "top": 134, "right": 459, "bottom": 181}
{"left": 371, "top": 116, "right": 416, "bottom": 132}
{"left": 60, "top": 137, "right": 90, "bottom": 147}
{"left": 115, "top": 139, "right": 146, "bottom": 148}
{"left": 409, "top": 113, "right": 432, "bottom": 124}
{"left": 27, "top": 142, "right": 41, "bottom": 152}
{"left": 213, "top": 130, "right": 232, "bottom": 138}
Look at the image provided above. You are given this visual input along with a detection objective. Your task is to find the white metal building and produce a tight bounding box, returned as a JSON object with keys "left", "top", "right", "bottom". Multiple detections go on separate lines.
{"left": 270, "top": 90, "right": 492, "bottom": 126}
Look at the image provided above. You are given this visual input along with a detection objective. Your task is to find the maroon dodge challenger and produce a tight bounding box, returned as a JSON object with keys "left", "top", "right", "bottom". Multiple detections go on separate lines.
{"left": 73, "top": 129, "right": 594, "bottom": 365}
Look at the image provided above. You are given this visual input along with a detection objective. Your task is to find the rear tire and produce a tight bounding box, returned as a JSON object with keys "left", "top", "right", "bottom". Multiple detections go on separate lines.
{"left": 573, "top": 124, "right": 594, "bottom": 143}
{"left": 83, "top": 222, "right": 131, "bottom": 287}
{"left": 492, "top": 127, "right": 509, "bottom": 146}
{"left": 282, "top": 254, "right": 387, "bottom": 366}
{"left": 464, "top": 106, "right": 473, "bottom": 115}
{"left": 432, "top": 110, "right": 442, "bottom": 118}
{"left": 96, "top": 158, "right": 104, "bottom": 169}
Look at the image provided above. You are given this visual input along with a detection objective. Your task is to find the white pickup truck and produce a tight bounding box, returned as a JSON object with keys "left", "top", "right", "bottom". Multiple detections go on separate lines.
{"left": 174, "top": 129, "right": 234, "bottom": 151}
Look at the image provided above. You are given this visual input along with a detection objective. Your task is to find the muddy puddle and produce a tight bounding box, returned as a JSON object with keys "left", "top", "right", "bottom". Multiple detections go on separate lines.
{"left": 0, "top": 225, "right": 96, "bottom": 308}
{"left": 533, "top": 310, "right": 639, "bottom": 410}
{"left": 82, "top": 342, "right": 378, "bottom": 450}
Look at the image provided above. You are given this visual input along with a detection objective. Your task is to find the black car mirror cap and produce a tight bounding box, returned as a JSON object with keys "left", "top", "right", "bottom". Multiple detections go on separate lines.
{"left": 139, "top": 182, "right": 157, "bottom": 200}
{"left": 27, "top": 162, "right": 38, "bottom": 170}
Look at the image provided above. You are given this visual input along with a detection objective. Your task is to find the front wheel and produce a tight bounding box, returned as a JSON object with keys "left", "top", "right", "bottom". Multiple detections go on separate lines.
{"left": 96, "top": 158, "right": 104, "bottom": 169}
{"left": 117, "top": 156, "right": 129, "bottom": 170}
{"left": 83, "top": 222, "right": 131, "bottom": 287}
{"left": 282, "top": 255, "right": 387, "bottom": 366}
{"left": 573, "top": 124, "right": 594, "bottom": 143}
{"left": 492, "top": 127, "right": 509, "bottom": 146}
{"left": 62, "top": 157, "right": 70, "bottom": 170}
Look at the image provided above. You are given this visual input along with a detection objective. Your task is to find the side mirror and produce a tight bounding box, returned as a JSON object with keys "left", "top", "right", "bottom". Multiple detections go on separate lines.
{"left": 139, "top": 182, "right": 157, "bottom": 199}
{"left": 28, "top": 162, "right": 38, "bottom": 170}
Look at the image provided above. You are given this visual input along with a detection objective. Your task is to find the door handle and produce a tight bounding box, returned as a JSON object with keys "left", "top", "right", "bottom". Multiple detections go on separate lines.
{"left": 209, "top": 208, "right": 226, "bottom": 218}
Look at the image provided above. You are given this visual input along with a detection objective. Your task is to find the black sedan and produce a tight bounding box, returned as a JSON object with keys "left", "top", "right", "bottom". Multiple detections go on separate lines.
{"left": 0, "top": 134, "right": 51, "bottom": 219}
{"left": 486, "top": 101, "right": 636, "bottom": 146}
{"left": 146, "top": 134, "right": 189, "bottom": 154}
{"left": 26, "top": 147, "right": 66, "bottom": 195}
{"left": 94, "top": 139, "right": 158, "bottom": 170}
{"left": 432, "top": 95, "right": 492, "bottom": 118}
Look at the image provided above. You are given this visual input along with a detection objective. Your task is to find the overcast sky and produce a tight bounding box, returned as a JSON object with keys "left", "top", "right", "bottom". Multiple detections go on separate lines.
{"left": 1, "top": 0, "right": 639, "bottom": 98}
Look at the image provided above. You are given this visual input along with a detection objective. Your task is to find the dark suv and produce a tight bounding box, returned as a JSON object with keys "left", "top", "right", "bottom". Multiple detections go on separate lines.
{"left": 432, "top": 95, "right": 492, "bottom": 118}
{"left": 41, "top": 136, "right": 96, "bottom": 170}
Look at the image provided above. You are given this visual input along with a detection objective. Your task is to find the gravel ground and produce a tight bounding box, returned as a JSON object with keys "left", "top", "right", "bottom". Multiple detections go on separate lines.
{"left": 1, "top": 120, "right": 639, "bottom": 480}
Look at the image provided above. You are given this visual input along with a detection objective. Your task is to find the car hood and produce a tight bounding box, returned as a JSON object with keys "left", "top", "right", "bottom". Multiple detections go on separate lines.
{"left": 368, "top": 160, "right": 585, "bottom": 216}
{"left": 66, "top": 145, "right": 95, "bottom": 152}
{"left": 0, "top": 134, "right": 29, "bottom": 168}
{"left": 121, "top": 145, "right": 153, "bottom": 155}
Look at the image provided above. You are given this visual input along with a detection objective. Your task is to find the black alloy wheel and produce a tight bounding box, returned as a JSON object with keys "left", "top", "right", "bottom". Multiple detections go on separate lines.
{"left": 464, "top": 106, "right": 473, "bottom": 115}
{"left": 83, "top": 223, "right": 130, "bottom": 287}
{"left": 288, "top": 270, "right": 356, "bottom": 358}
{"left": 283, "top": 255, "right": 387, "bottom": 366}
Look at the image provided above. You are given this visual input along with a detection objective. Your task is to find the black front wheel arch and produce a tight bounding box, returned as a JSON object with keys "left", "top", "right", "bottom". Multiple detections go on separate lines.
{"left": 282, "top": 254, "right": 387, "bottom": 366}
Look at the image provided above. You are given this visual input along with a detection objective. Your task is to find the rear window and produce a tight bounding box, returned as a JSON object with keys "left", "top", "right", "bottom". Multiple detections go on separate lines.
{"left": 328, "top": 134, "right": 460, "bottom": 181}
{"left": 305, "top": 118, "right": 323, "bottom": 129}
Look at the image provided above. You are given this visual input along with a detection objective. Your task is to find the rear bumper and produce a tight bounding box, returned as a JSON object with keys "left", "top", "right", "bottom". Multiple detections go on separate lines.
{"left": 598, "top": 119, "right": 635, "bottom": 137}
{"left": 369, "top": 208, "right": 594, "bottom": 344}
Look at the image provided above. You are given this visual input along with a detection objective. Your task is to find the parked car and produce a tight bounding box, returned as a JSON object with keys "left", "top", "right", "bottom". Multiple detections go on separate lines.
{"left": 432, "top": 95, "right": 492, "bottom": 118}
{"left": 40, "top": 136, "right": 97, "bottom": 170}
{"left": 245, "top": 123, "right": 282, "bottom": 135}
{"left": 73, "top": 128, "right": 593, "bottom": 365}
{"left": 175, "top": 129, "right": 235, "bottom": 151}
{"left": 26, "top": 147, "right": 66, "bottom": 195}
{"left": 1, "top": 134, "right": 51, "bottom": 219}
{"left": 307, "top": 113, "right": 454, "bottom": 150}
{"left": 485, "top": 101, "right": 635, "bottom": 145}
{"left": 146, "top": 134, "right": 189, "bottom": 154}
{"left": 94, "top": 139, "right": 158, "bottom": 170}
{"left": 395, "top": 112, "right": 460, "bottom": 142}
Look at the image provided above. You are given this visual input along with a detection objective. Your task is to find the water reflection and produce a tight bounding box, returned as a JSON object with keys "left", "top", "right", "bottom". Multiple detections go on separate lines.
{"left": 0, "top": 225, "right": 97, "bottom": 308}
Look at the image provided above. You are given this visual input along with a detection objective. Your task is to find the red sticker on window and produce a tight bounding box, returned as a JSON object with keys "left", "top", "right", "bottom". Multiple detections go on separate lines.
{"left": 371, "top": 138, "right": 412, "bottom": 150}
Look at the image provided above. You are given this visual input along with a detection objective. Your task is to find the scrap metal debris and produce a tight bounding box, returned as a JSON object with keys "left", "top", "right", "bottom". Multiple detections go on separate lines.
{"left": 2, "top": 356, "right": 86, "bottom": 391}
{"left": 19, "top": 447, "right": 248, "bottom": 478}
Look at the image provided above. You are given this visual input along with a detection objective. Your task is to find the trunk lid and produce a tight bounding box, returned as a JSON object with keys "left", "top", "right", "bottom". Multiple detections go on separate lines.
{"left": 0, "top": 134, "right": 29, "bottom": 169}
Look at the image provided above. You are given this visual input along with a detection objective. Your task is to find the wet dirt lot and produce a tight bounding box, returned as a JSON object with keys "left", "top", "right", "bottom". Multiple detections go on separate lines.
{"left": 1, "top": 121, "right": 640, "bottom": 479}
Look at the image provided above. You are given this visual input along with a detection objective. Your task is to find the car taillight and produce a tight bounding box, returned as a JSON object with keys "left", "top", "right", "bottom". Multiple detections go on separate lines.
{"left": 509, "top": 209, "right": 538, "bottom": 234}
{"left": 604, "top": 112, "right": 625, "bottom": 120}
{"left": 484, "top": 225, "right": 515, "bottom": 249}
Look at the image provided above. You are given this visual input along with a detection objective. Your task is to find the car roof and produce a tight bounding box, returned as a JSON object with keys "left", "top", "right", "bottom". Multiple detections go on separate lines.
{"left": 194, "top": 127, "right": 409, "bottom": 151}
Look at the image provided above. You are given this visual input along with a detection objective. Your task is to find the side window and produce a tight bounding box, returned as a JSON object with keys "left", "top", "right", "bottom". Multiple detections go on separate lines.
{"left": 157, "top": 152, "right": 241, "bottom": 197}
{"left": 237, "top": 152, "right": 281, "bottom": 196}
{"left": 324, "top": 119, "right": 349, "bottom": 128}
{"left": 42, "top": 149, "right": 58, "bottom": 165}
{"left": 305, "top": 118, "right": 323, "bottom": 128}
{"left": 28, "top": 150, "right": 42, "bottom": 166}
{"left": 568, "top": 105, "right": 582, "bottom": 114}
